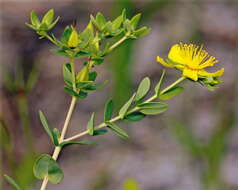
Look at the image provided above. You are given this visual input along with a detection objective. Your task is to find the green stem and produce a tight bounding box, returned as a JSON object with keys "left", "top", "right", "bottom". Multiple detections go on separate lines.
{"left": 109, "top": 36, "right": 128, "bottom": 52}
{"left": 160, "top": 76, "right": 186, "bottom": 95}
{"left": 64, "top": 76, "right": 186, "bottom": 142}
{"left": 44, "top": 33, "right": 59, "bottom": 46}
{"left": 40, "top": 58, "right": 78, "bottom": 190}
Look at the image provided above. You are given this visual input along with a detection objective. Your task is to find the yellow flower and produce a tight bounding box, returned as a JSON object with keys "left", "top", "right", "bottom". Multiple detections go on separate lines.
{"left": 68, "top": 26, "right": 79, "bottom": 48}
{"left": 157, "top": 43, "right": 224, "bottom": 81}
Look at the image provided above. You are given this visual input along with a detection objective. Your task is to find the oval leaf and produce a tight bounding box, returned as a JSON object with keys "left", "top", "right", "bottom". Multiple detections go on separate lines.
{"left": 130, "top": 13, "right": 141, "bottom": 29}
{"left": 119, "top": 93, "right": 136, "bottom": 119}
{"left": 135, "top": 77, "right": 150, "bottom": 101}
{"left": 42, "top": 9, "right": 54, "bottom": 25}
{"left": 155, "top": 70, "right": 165, "bottom": 96}
{"left": 33, "top": 154, "right": 63, "bottom": 184}
{"left": 30, "top": 10, "right": 40, "bottom": 26}
{"left": 63, "top": 63, "right": 72, "bottom": 86}
{"left": 93, "top": 129, "right": 108, "bottom": 136}
{"left": 87, "top": 112, "right": 95, "bottom": 136}
{"left": 138, "top": 102, "right": 168, "bottom": 115}
{"left": 106, "top": 122, "right": 129, "bottom": 139}
{"left": 124, "top": 112, "right": 146, "bottom": 122}
{"left": 104, "top": 99, "right": 113, "bottom": 121}
{"left": 159, "top": 86, "right": 184, "bottom": 100}
{"left": 64, "top": 86, "right": 88, "bottom": 99}
{"left": 59, "top": 141, "right": 97, "bottom": 147}
{"left": 39, "top": 110, "right": 59, "bottom": 145}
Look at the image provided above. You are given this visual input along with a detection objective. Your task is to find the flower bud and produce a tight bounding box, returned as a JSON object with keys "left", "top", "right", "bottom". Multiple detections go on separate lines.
{"left": 68, "top": 27, "right": 79, "bottom": 48}
{"left": 76, "top": 65, "right": 89, "bottom": 82}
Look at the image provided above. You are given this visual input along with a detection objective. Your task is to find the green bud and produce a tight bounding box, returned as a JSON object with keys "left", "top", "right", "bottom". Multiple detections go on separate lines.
{"left": 68, "top": 26, "right": 79, "bottom": 48}
{"left": 76, "top": 64, "right": 89, "bottom": 82}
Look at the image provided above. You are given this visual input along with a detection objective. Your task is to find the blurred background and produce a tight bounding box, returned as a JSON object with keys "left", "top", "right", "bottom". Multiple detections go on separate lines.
{"left": 1, "top": 0, "right": 238, "bottom": 190}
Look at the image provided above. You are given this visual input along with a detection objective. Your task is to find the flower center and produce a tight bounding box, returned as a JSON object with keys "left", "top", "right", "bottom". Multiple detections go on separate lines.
{"left": 185, "top": 64, "right": 201, "bottom": 71}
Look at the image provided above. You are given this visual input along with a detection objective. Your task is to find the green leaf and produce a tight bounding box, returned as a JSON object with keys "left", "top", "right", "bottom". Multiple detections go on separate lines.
{"left": 88, "top": 71, "right": 97, "bottom": 81}
{"left": 52, "top": 128, "right": 60, "bottom": 146}
{"left": 25, "top": 23, "right": 37, "bottom": 30}
{"left": 64, "top": 86, "right": 88, "bottom": 99}
{"left": 61, "top": 26, "right": 72, "bottom": 43}
{"left": 52, "top": 49, "right": 70, "bottom": 58}
{"left": 75, "top": 51, "right": 90, "bottom": 58}
{"left": 133, "top": 27, "right": 151, "bottom": 37}
{"left": 123, "top": 19, "right": 133, "bottom": 33}
{"left": 106, "top": 122, "right": 129, "bottom": 139}
{"left": 4, "top": 175, "right": 23, "bottom": 190}
{"left": 42, "top": 9, "right": 54, "bottom": 25}
{"left": 104, "top": 99, "right": 113, "bottom": 121}
{"left": 39, "top": 110, "right": 51, "bottom": 138}
{"left": 87, "top": 112, "right": 95, "bottom": 136}
{"left": 112, "top": 15, "right": 123, "bottom": 30}
{"left": 76, "top": 64, "right": 89, "bottom": 83}
{"left": 77, "top": 91, "right": 88, "bottom": 99}
{"left": 119, "top": 93, "right": 136, "bottom": 119}
{"left": 33, "top": 154, "right": 64, "bottom": 184}
{"left": 130, "top": 13, "right": 141, "bottom": 29}
{"left": 159, "top": 86, "right": 184, "bottom": 100}
{"left": 155, "top": 70, "right": 165, "bottom": 96}
{"left": 30, "top": 10, "right": 40, "bottom": 26}
{"left": 39, "top": 110, "right": 58, "bottom": 145}
{"left": 93, "top": 129, "right": 108, "bottom": 136}
{"left": 63, "top": 63, "right": 72, "bottom": 86}
{"left": 48, "top": 16, "right": 60, "bottom": 30}
{"left": 96, "top": 12, "right": 106, "bottom": 29}
{"left": 81, "top": 21, "right": 94, "bottom": 41}
{"left": 138, "top": 102, "right": 168, "bottom": 115}
{"left": 121, "top": 9, "right": 126, "bottom": 20}
{"left": 76, "top": 81, "right": 92, "bottom": 89}
{"left": 81, "top": 80, "right": 108, "bottom": 92}
{"left": 135, "top": 77, "right": 150, "bottom": 101}
{"left": 124, "top": 112, "right": 146, "bottom": 122}
{"left": 59, "top": 141, "right": 97, "bottom": 147}
{"left": 91, "top": 57, "right": 104, "bottom": 65}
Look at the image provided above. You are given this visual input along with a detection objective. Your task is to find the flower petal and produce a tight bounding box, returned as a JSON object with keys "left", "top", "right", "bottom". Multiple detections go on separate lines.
{"left": 198, "top": 68, "right": 224, "bottom": 77}
{"left": 168, "top": 44, "right": 186, "bottom": 65}
{"left": 156, "top": 56, "right": 173, "bottom": 68}
{"left": 182, "top": 68, "right": 198, "bottom": 81}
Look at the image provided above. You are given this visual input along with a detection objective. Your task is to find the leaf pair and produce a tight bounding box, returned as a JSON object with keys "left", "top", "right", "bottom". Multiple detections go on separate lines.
{"left": 90, "top": 10, "right": 125, "bottom": 37}
{"left": 26, "top": 9, "right": 60, "bottom": 32}
{"left": 124, "top": 13, "right": 151, "bottom": 38}
{"left": 119, "top": 77, "right": 151, "bottom": 119}
{"left": 87, "top": 112, "right": 108, "bottom": 136}
{"left": 137, "top": 102, "right": 168, "bottom": 115}
{"left": 33, "top": 154, "right": 63, "bottom": 184}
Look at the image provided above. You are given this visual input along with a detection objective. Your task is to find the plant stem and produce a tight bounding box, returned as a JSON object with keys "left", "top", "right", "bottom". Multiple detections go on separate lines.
{"left": 44, "top": 33, "right": 59, "bottom": 46}
{"left": 109, "top": 36, "right": 128, "bottom": 51}
{"left": 40, "top": 59, "right": 78, "bottom": 190}
{"left": 40, "top": 177, "right": 49, "bottom": 190}
{"left": 64, "top": 76, "right": 186, "bottom": 142}
{"left": 160, "top": 76, "right": 186, "bottom": 95}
